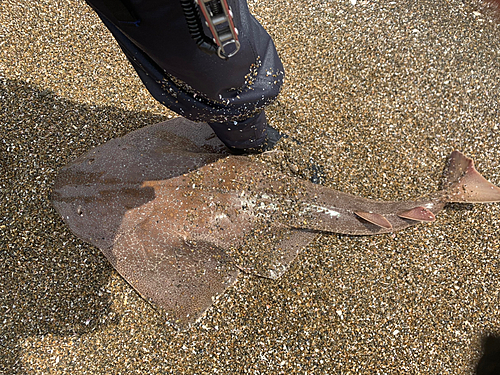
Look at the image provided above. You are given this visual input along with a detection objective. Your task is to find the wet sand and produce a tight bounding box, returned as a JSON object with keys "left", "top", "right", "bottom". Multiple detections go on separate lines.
{"left": 2, "top": 0, "right": 500, "bottom": 373}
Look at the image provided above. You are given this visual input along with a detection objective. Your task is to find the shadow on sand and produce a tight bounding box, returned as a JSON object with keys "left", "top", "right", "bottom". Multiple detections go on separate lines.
{"left": 0, "top": 78, "right": 169, "bottom": 374}
{"left": 476, "top": 334, "right": 500, "bottom": 375}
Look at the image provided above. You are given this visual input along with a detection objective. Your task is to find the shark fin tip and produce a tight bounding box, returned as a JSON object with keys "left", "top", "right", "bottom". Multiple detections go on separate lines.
{"left": 398, "top": 206, "right": 436, "bottom": 222}
{"left": 354, "top": 211, "right": 393, "bottom": 229}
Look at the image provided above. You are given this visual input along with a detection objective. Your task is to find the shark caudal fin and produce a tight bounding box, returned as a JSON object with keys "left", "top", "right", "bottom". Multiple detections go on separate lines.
{"left": 442, "top": 150, "right": 500, "bottom": 203}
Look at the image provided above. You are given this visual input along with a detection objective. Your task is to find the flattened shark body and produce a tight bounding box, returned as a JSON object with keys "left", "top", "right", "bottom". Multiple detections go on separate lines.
{"left": 51, "top": 118, "right": 500, "bottom": 327}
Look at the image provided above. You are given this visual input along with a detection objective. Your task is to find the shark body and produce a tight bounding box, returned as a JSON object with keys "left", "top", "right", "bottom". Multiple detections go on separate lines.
{"left": 51, "top": 118, "right": 500, "bottom": 327}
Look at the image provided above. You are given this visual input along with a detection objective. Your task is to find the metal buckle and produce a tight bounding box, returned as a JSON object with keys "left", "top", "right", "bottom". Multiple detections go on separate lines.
{"left": 195, "top": 0, "right": 241, "bottom": 59}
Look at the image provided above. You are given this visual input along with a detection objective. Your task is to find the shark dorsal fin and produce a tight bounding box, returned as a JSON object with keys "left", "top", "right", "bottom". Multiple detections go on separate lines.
{"left": 398, "top": 207, "right": 436, "bottom": 222}
{"left": 354, "top": 211, "right": 392, "bottom": 229}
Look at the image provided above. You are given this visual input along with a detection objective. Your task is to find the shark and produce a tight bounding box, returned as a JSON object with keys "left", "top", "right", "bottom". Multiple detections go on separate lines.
{"left": 51, "top": 118, "right": 500, "bottom": 327}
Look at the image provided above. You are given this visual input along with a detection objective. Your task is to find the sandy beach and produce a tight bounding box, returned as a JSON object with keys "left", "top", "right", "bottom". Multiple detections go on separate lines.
{"left": 2, "top": 0, "right": 500, "bottom": 373}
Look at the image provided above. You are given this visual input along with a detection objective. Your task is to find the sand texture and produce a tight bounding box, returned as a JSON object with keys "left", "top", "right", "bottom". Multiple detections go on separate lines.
{"left": 2, "top": 0, "right": 500, "bottom": 373}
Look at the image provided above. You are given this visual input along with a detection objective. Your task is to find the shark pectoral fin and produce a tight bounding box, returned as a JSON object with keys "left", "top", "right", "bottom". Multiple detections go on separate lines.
{"left": 110, "top": 228, "right": 239, "bottom": 328}
{"left": 398, "top": 207, "right": 436, "bottom": 222}
{"left": 445, "top": 151, "right": 500, "bottom": 203}
{"left": 354, "top": 212, "right": 393, "bottom": 229}
{"left": 229, "top": 223, "right": 317, "bottom": 280}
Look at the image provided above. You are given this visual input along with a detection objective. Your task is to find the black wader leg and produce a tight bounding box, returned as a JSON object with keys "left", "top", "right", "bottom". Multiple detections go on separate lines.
{"left": 85, "top": 0, "right": 284, "bottom": 151}
{"left": 207, "top": 111, "right": 267, "bottom": 151}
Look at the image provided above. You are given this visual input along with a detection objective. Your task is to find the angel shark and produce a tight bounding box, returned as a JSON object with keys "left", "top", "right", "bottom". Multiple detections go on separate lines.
{"left": 51, "top": 118, "right": 500, "bottom": 327}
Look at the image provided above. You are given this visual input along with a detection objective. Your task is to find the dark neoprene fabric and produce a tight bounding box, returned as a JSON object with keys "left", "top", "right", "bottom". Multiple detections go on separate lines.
{"left": 84, "top": 0, "right": 284, "bottom": 148}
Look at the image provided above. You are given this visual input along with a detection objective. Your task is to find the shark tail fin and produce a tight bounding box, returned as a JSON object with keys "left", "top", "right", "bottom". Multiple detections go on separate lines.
{"left": 442, "top": 151, "right": 500, "bottom": 203}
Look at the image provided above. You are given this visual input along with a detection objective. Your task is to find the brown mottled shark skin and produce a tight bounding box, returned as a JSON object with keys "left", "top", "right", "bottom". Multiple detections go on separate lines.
{"left": 51, "top": 118, "right": 500, "bottom": 327}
